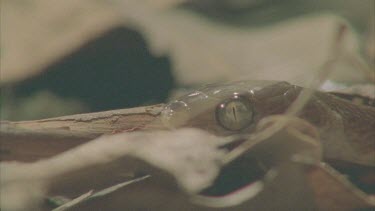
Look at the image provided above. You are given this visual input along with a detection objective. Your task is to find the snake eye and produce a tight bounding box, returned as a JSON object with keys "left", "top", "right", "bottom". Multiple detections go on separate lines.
{"left": 215, "top": 96, "right": 254, "bottom": 131}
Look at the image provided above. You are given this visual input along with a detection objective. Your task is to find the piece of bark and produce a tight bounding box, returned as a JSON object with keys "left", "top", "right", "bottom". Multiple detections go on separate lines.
{"left": 0, "top": 104, "right": 164, "bottom": 162}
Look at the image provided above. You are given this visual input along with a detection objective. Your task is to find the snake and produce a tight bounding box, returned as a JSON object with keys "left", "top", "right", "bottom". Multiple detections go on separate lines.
{"left": 160, "top": 80, "right": 375, "bottom": 193}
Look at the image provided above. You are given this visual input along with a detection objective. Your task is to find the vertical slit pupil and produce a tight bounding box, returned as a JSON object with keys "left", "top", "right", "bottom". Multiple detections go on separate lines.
{"left": 232, "top": 106, "right": 237, "bottom": 121}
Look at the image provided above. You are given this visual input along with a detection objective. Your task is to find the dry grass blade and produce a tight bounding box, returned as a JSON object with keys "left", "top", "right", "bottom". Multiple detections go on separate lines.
{"left": 222, "top": 23, "right": 351, "bottom": 164}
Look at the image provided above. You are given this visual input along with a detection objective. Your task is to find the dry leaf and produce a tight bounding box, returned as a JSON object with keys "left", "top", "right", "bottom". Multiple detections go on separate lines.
{"left": 0, "top": 128, "right": 227, "bottom": 210}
